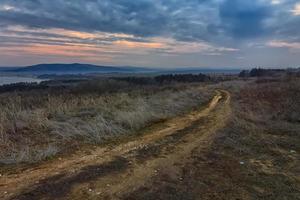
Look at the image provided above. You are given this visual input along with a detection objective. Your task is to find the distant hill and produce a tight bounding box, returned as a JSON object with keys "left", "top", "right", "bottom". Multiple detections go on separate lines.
{"left": 5, "top": 63, "right": 154, "bottom": 75}
{"left": 1, "top": 63, "right": 242, "bottom": 76}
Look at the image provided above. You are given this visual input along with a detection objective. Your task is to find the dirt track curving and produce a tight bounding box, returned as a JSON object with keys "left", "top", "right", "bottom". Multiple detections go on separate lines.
{"left": 0, "top": 90, "right": 231, "bottom": 200}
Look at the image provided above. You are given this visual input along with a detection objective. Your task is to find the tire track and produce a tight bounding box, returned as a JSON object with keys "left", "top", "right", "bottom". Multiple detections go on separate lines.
{"left": 1, "top": 90, "right": 230, "bottom": 200}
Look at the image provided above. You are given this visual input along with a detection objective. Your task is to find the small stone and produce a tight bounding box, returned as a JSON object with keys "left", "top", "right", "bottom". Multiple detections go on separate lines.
{"left": 4, "top": 191, "right": 7, "bottom": 194}
{"left": 88, "top": 188, "right": 93, "bottom": 192}
{"left": 290, "top": 150, "right": 296, "bottom": 153}
{"left": 106, "top": 184, "right": 110, "bottom": 187}
{"left": 240, "top": 161, "right": 245, "bottom": 165}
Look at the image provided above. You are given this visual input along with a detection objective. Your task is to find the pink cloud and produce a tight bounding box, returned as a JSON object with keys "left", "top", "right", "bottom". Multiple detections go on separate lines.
{"left": 291, "top": 3, "right": 300, "bottom": 16}
{"left": 267, "top": 40, "right": 300, "bottom": 49}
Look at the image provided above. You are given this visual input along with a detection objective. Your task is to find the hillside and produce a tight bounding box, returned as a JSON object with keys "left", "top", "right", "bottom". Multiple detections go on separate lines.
{"left": 6, "top": 63, "right": 152, "bottom": 75}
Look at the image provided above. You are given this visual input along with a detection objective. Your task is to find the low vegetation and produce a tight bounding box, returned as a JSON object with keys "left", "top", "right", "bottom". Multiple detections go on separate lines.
{"left": 239, "top": 67, "right": 300, "bottom": 77}
{"left": 113, "top": 73, "right": 233, "bottom": 85}
{"left": 198, "top": 76, "right": 300, "bottom": 199}
{"left": 0, "top": 78, "right": 213, "bottom": 164}
{"left": 1, "top": 71, "right": 299, "bottom": 199}
{"left": 124, "top": 76, "right": 300, "bottom": 199}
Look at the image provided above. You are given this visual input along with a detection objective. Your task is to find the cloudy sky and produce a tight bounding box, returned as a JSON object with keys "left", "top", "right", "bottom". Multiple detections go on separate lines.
{"left": 0, "top": 0, "right": 300, "bottom": 68}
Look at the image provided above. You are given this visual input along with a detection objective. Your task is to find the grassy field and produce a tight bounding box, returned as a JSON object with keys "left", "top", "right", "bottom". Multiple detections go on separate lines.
{"left": 0, "top": 74, "right": 299, "bottom": 199}
{"left": 216, "top": 77, "right": 300, "bottom": 199}
{"left": 125, "top": 76, "right": 300, "bottom": 199}
{"left": 0, "top": 79, "right": 213, "bottom": 164}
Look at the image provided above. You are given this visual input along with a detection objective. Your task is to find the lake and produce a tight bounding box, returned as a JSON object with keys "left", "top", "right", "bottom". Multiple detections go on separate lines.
{"left": 0, "top": 76, "right": 44, "bottom": 86}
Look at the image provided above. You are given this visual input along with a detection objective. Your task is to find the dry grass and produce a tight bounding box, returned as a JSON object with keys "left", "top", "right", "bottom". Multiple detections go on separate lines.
{"left": 207, "top": 77, "right": 300, "bottom": 199}
{"left": 0, "top": 81, "right": 213, "bottom": 164}
{"left": 125, "top": 77, "right": 300, "bottom": 199}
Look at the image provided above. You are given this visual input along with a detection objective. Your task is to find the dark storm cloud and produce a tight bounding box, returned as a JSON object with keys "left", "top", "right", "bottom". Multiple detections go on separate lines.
{"left": 0, "top": 0, "right": 168, "bottom": 36}
{"left": 0, "top": 0, "right": 218, "bottom": 42}
{"left": 0, "top": 0, "right": 299, "bottom": 43}
{"left": 219, "top": 0, "right": 273, "bottom": 38}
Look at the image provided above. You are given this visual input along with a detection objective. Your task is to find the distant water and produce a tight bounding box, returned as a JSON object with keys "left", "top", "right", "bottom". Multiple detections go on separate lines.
{"left": 0, "top": 76, "right": 43, "bottom": 86}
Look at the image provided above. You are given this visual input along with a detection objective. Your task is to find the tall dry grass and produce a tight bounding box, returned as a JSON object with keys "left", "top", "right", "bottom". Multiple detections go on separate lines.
{"left": 0, "top": 81, "right": 212, "bottom": 164}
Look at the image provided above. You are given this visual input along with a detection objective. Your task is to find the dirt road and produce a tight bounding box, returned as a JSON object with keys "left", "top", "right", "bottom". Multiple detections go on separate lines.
{"left": 0, "top": 90, "right": 231, "bottom": 200}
